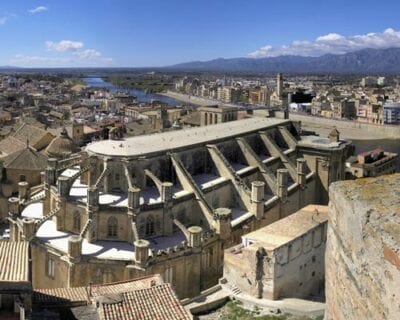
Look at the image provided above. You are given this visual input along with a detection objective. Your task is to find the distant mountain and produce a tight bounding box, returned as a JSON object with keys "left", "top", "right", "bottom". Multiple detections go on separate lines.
{"left": 168, "top": 48, "right": 400, "bottom": 74}
{"left": 0, "top": 66, "right": 19, "bottom": 70}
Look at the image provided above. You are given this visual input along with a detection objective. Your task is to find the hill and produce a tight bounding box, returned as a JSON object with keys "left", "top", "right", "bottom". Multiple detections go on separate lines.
{"left": 169, "top": 48, "right": 400, "bottom": 74}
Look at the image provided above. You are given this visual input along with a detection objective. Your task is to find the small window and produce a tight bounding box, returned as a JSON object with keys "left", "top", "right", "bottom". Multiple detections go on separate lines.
{"left": 107, "top": 217, "right": 118, "bottom": 237}
{"left": 164, "top": 266, "right": 174, "bottom": 283}
{"left": 47, "top": 256, "right": 55, "bottom": 278}
{"left": 73, "top": 211, "right": 81, "bottom": 231}
{"left": 115, "top": 173, "right": 120, "bottom": 181}
{"left": 312, "top": 271, "right": 316, "bottom": 277}
{"left": 145, "top": 217, "right": 155, "bottom": 236}
{"left": 19, "top": 175, "right": 26, "bottom": 182}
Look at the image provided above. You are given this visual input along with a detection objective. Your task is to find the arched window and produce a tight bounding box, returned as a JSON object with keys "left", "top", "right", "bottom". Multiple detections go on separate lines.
{"left": 107, "top": 217, "right": 118, "bottom": 237}
{"left": 73, "top": 211, "right": 81, "bottom": 231}
{"left": 145, "top": 216, "right": 155, "bottom": 236}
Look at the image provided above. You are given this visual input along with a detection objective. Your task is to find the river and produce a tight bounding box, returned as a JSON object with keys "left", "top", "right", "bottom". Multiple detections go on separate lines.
{"left": 82, "top": 77, "right": 195, "bottom": 107}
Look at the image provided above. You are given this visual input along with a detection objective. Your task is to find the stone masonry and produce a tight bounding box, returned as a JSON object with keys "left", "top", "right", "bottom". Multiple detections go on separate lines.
{"left": 325, "top": 174, "right": 400, "bottom": 320}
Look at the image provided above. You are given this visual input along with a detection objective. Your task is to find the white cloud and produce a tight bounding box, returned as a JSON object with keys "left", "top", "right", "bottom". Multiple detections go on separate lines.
{"left": 73, "top": 48, "right": 113, "bottom": 63}
{"left": 249, "top": 28, "right": 400, "bottom": 58}
{"left": 29, "top": 6, "right": 48, "bottom": 14}
{"left": 11, "top": 40, "right": 114, "bottom": 67}
{"left": 46, "top": 40, "right": 84, "bottom": 52}
{"left": 74, "top": 49, "right": 101, "bottom": 60}
{"left": 10, "top": 51, "right": 113, "bottom": 67}
{"left": 0, "top": 17, "right": 7, "bottom": 26}
{"left": 10, "top": 54, "right": 70, "bottom": 65}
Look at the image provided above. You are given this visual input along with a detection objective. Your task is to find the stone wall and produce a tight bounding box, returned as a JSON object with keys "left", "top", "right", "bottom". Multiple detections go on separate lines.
{"left": 325, "top": 174, "right": 400, "bottom": 320}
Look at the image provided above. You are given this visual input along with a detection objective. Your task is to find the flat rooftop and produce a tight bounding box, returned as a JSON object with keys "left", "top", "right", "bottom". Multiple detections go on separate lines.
{"left": 85, "top": 117, "right": 289, "bottom": 158}
{"left": 298, "top": 135, "right": 346, "bottom": 149}
{"left": 242, "top": 204, "right": 328, "bottom": 250}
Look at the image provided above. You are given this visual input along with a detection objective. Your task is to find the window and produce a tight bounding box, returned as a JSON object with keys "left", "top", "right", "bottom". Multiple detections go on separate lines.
{"left": 164, "top": 266, "right": 174, "bottom": 283}
{"left": 107, "top": 217, "right": 118, "bottom": 237}
{"left": 73, "top": 211, "right": 81, "bottom": 231}
{"left": 206, "top": 248, "right": 214, "bottom": 268}
{"left": 103, "top": 269, "right": 114, "bottom": 284}
{"left": 145, "top": 216, "right": 155, "bottom": 236}
{"left": 19, "top": 175, "right": 26, "bottom": 182}
{"left": 47, "top": 256, "right": 55, "bottom": 278}
{"left": 115, "top": 173, "right": 120, "bottom": 181}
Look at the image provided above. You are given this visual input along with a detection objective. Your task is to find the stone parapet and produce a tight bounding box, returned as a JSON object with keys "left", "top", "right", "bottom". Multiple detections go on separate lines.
{"left": 325, "top": 174, "right": 400, "bottom": 320}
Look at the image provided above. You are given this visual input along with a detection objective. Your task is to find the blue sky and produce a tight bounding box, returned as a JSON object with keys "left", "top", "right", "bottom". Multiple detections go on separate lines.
{"left": 1, "top": 0, "right": 400, "bottom": 67}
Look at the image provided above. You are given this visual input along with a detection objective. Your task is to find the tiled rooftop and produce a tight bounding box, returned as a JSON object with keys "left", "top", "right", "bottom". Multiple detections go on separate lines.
{"left": 0, "top": 241, "right": 30, "bottom": 282}
{"left": 33, "top": 275, "right": 164, "bottom": 306}
{"left": 98, "top": 283, "right": 191, "bottom": 320}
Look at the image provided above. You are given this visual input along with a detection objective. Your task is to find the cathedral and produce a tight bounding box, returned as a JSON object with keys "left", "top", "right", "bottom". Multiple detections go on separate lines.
{"left": 8, "top": 117, "right": 352, "bottom": 298}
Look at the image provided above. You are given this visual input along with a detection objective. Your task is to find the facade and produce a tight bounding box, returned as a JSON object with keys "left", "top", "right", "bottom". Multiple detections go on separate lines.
{"left": 223, "top": 205, "right": 328, "bottom": 300}
{"left": 7, "top": 118, "right": 352, "bottom": 299}
{"left": 345, "top": 148, "right": 398, "bottom": 178}
{"left": 248, "top": 86, "right": 269, "bottom": 106}
{"left": 383, "top": 102, "right": 400, "bottom": 124}
{"left": 216, "top": 87, "right": 241, "bottom": 103}
{"left": 198, "top": 105, "right": 238, "bottom": 126}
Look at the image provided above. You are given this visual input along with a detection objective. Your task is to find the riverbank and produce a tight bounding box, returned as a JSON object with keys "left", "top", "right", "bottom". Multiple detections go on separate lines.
{"left": 160, "top": 90, "right": 241, "bottom": 108}
{"left": 82, "top": 77, "right": 189, "bottom": 106}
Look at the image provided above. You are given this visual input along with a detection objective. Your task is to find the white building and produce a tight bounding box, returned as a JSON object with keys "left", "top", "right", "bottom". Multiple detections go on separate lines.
{"left": 383, "top": 102, "right": 400, "bottom": 124}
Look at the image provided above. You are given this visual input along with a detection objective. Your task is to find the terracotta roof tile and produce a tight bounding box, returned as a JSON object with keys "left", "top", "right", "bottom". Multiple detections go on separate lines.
{"left": 0, "top": 136, "right": 26, "bottom": 157}
{"left": 0, "top": 241, "right": 29, "bottom": 282}
{"left": 12, "top": 123, "right": 54, "bottom": 147}
{"left": 2, "top": 146, "right": 48, "bottom": 170}
{"left": 99, "top": 284, "right": 190, "bottom": 320}
{"left": 33, "top": 275, "right": 164, "bottom": 306}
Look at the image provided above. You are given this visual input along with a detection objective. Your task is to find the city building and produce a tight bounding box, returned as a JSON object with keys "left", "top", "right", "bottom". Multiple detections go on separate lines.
{"left": 345, "top": 148, "right": 398, "bottom": 178}
{"left": 223, "top": 204, "right": 328, "bottom": 300}
{"left": 0, "top": 144, "right": 48, "bottom": 200}
{"left": 198, "top": 105, "right": 238, "bottom": 126}
{"left": 361, "top": 76, "right": 377, "bottom": 87}
{"left": 7, "top": 118, "right": 352, "bottom": 299}
{"left": 383, "top": 102, "right": 400, "bottom": 124}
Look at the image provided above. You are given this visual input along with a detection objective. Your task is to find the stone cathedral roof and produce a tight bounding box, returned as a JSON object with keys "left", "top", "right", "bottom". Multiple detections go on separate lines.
{"left": 86, "top": 117, "right": 289, "bottom": 158}
{"left": 45, "top": 127, "right": 79, "bottom": 158}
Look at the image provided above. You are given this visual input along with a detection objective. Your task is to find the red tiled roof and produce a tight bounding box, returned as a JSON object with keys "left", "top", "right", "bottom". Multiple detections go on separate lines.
{"left": 33, "top": 275, "right": 164, "bottom": 306}
{"left": 99, "top": 284, "right": 191, "bottom": 320}
{"left": 0, "top": 241, "right": 30, "bottom": 282}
